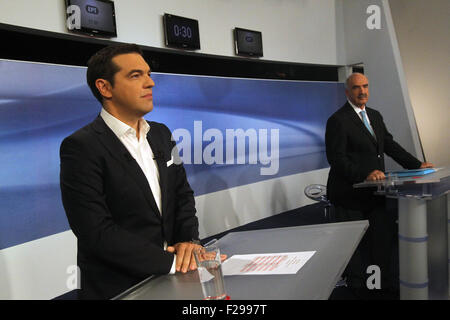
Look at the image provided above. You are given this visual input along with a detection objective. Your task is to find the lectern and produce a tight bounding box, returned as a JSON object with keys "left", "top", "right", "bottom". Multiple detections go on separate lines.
{"left": 354, "top": 167, "right": 450, "bottom": 300}
{"left": 114, "top": 221, "right": 368, "bottom": 300}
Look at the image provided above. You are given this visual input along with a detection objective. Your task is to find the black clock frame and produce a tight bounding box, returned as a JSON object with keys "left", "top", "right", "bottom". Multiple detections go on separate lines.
{"left": 163, "top": 13, "right": 200, "bottom": 50}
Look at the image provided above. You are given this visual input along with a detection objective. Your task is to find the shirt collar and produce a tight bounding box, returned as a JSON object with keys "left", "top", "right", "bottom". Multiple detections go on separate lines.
{"left": 139, "top": 118, "right": 151, "bottom": 137}
{"left": 347, "top": 99, "right": 366, "bottom": 115}
{"left": 100, "top": 108, "right": 150, "bottom": 138}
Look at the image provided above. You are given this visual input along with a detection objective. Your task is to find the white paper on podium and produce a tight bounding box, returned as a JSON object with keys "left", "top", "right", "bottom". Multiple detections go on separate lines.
{"left": 221, "top": 251, "right": 316, "bottom": 276}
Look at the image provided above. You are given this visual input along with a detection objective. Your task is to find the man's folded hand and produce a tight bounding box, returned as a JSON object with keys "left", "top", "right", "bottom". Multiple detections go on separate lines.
{"left": 366, "top": 169, "right": 385, "bottom": 181}
{"left": 167, "top": 242, "right": 227, "bottom": 273}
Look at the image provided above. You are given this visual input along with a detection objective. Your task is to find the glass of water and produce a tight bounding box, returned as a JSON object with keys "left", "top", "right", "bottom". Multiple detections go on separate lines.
{"left": 193, "top": 239, "right": 227, "bottom": 300}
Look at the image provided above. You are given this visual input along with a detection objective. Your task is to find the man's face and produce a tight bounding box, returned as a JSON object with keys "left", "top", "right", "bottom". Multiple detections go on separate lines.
{"left": 108, "top": 53, "right": 155, "bottom": 117}
{"left": 346, "top": 74, "right": 369, "bottom": 108}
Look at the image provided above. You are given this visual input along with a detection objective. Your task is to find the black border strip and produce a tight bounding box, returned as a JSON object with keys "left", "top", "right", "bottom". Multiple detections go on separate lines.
{"left": 1, "top": 23, "right": 340, "bottom": 81}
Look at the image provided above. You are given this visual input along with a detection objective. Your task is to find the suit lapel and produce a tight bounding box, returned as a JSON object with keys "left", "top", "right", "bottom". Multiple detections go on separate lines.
{"left": 92, "top": 117, "right": 162, "bottom": 220}
{"left": 343, "top": 103, "right": 378, "bottom": 145}
{"left": 146, "top": 124, "right": 168, "bottom": 217}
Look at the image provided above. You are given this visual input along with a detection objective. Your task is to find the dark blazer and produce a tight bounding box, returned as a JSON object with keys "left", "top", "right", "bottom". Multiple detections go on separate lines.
{"left": 325, "top": 102, "right": 421, "bottom": 210}
{"left": 60, "top": 116, "right": 199, "bottom": 299}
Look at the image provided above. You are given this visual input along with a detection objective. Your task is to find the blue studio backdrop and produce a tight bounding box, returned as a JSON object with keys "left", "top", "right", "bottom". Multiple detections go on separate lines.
{"left": 0, "top": 59, "right": 345, "bottom": 250}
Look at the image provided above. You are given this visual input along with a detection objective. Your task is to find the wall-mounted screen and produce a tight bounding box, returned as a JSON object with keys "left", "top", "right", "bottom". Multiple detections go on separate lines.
{"left": 163, "top": 13, "right": 200, "bottom": 50}
{"left": 234, "top": 27, "right": 263, "bottom": 57}
{"left": 65, "top": 0, "right": 117, "bottom": 37}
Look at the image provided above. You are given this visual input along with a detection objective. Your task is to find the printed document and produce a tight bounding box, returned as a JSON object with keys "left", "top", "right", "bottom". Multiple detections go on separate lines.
{"left": 221, "top": 251, "right": 316, "bottom": 276}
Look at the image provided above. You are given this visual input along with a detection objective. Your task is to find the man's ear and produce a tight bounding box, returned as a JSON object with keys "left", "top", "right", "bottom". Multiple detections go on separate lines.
{"left": 95, "top": 79, "right": 113, "bottom": 100}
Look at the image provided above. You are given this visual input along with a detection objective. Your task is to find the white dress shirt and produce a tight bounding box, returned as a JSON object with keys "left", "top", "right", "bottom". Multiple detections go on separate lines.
{"left": 100, "top": 108, "right": 176, "bottom": 274}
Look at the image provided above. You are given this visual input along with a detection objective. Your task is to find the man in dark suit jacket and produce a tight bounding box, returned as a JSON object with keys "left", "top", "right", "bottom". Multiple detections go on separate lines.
{"left": 60, "top": 44, "right": 201, "bottom": 299}
{"left": 325, "top": 73, "right": 433, "bottom": 296}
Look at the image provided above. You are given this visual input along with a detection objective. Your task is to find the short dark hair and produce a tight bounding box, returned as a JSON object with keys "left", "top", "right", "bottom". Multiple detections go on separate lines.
{"left": 86, "top": 43, "right": 144, "bottom": 104}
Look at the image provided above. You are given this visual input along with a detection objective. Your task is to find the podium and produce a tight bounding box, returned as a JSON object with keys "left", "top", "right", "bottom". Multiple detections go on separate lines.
{"left": 354, "top": 167, "right": 450, "bottom": 300}
{"left": 114, "top": 221, "right": 368, "bottom": 300}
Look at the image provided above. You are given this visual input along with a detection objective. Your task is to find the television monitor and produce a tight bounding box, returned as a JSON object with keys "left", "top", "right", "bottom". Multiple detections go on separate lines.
{"left": 65, "top": 0, "right": 117, "bottom": 37}
{"left": 234, "top": 28, "right": 263, "bottom": 57}
{"left": 163, "top": 13, "right": 200, "bottom": 50}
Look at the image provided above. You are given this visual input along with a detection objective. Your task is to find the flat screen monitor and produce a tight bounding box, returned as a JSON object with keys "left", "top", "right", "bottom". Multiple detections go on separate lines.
{"left": 234, "top": 28, "right": 263, "bottom": 57}
{"left": 65, "top": 0, "right": 117, "bottom": 37}
{"left": 163, "top": 13, "right": 200, "bottom": 50}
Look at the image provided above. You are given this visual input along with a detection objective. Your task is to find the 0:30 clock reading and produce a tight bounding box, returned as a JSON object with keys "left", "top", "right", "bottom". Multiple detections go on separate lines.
{"left": 173, "top": 24, "right": 192, "bottom": 39}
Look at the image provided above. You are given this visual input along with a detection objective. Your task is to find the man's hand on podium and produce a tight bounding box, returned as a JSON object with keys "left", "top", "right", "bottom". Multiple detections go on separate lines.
{"left": 366, "top": 162, "right": 435, "bottom": 182}
{"left": 366, "top": 169, "right": 386, "bottom": 181}
{"left": 420, "top": 162, "right": 434, "bottom": 169}
{"left": 167, "top": 242, "right": 227, "bottom": 273}
{"left": 167, "top": 242, "right": 202, "bottom": 273}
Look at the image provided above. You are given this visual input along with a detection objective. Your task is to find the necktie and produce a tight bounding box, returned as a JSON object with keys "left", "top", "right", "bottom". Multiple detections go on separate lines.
{"left": 360, "top": 110, "right": 376, "bottom": 138}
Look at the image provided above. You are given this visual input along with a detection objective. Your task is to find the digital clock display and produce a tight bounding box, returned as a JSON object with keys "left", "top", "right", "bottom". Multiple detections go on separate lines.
{"left": 173, "top": 25, "right": 193, "bottom": 39}
{"left": 163, "top": 13, "right": 200, "bottom": 50}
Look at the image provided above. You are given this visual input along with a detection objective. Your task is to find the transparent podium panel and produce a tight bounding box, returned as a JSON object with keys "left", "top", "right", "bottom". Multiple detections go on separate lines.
{"left": 354, "top": 167, "right": 450, "bottom": 300}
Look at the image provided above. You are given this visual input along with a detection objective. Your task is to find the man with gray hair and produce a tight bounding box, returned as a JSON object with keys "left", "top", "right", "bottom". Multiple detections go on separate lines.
{"left": 325, "top": 73, "right": 433, "bottom": 299}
